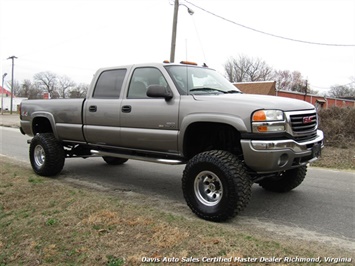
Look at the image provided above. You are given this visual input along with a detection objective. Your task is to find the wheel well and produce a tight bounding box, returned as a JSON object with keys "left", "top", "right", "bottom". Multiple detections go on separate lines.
{"left": 183, "top": 122, "right": 243, "bottom": 159}
{"left": 32, "top": 117, "right": 53, "bottom": 134}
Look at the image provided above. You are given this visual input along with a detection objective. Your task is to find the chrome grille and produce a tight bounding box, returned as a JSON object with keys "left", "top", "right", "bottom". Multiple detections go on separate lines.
{"left": 287, "top": 111, "right": 318, "bottom": 141}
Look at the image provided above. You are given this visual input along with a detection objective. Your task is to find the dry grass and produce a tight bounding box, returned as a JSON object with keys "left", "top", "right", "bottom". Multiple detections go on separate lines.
{"left": 312, "top": 107, "right": 355, "bottom": 170}
{"left": 311, "top": 145, "right": 355, "bottom": 170}
{"left": 318, "top": 107, "right": 355, "bottom": 147}
{"left": 0, "top": 157, "right": 353, "bottom": 266}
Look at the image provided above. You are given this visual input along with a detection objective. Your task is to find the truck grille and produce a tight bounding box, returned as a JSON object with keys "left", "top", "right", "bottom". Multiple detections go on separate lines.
{"left": 288, "top": 111, "right": 318, "bottom": 141}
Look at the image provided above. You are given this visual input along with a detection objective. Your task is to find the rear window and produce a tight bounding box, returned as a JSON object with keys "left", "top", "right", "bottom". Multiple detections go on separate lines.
{"left": 93, "top": 69, "right": 127, "bottom": 98}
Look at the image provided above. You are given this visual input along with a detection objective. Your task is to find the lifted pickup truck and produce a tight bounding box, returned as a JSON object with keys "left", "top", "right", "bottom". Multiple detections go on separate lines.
{"left": 20, "top": 62, "right": 324, "bottom": 222}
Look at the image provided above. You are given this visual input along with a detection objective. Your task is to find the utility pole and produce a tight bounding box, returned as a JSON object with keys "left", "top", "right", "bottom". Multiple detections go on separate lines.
{"left": 1, "top": 73, "right": 7, "bottom": 115}
{"left": 169, "top": 0, "right": 194, "bottom": 63}
{"left": 170, "top": 0, "right": 179, "bottom": 63}
{"left": 7, "top": 56, "right": 17, "bottom": 114}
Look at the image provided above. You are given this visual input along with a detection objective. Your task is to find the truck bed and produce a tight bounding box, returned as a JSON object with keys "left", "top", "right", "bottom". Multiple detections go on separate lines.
{"left": 20, "top": 98, "right": 85, "bottom": 142}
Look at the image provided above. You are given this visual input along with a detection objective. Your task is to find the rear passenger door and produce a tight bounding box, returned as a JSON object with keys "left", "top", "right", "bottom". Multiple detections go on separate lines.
{"left": 83, "top": 68, "right": 127, "bottom": 146}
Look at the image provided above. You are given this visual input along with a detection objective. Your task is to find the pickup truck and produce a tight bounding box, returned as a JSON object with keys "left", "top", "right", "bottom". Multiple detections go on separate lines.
{"left": 20, "top": 62, "right": 324, "bottom": 222}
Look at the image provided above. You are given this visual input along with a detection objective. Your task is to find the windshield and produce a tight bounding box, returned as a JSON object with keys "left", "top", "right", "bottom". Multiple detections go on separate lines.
{"left": 165, "top": 65, "right": 241, "bottom": 95}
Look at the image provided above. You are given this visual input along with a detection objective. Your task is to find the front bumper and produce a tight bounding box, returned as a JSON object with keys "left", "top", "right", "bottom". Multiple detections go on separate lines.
{"left": 240, "top": 130, "right": 324, "bottom": 174}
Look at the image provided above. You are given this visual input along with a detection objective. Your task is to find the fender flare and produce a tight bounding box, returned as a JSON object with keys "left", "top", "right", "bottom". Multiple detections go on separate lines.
{"left": 31, "top": 111, "right": 59, "bottom": 139}
{"left": 178, "top": 113, "right": 247, "bottom": 154}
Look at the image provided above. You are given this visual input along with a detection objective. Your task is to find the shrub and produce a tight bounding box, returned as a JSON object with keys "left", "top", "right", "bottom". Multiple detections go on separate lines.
{"left": 318, "top": 107, "right": 355, "bottom": 148}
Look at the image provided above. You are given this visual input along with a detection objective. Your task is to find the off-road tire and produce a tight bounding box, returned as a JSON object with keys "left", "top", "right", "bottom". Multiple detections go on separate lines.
{"left": 29, "top": 133, "right": 65, "bottom": 177}
{"left": 182, "top": 150, "right": 252, "bottom": 222}
{"left": 102, "top": 156, "right": 128, "bottom": 165}
{"left": 259, "top": 166, "right": 307, "bottom": 192}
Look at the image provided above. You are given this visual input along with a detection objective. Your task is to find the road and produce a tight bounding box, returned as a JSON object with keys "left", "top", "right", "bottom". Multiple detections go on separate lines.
{"left": 1, "top": 126, "right": 354, "bottom": 250}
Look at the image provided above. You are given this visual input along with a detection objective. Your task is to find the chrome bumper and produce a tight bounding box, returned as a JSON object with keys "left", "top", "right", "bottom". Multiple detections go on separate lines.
{"left": 240, "top": 130, "right": 324, "bottom": 174}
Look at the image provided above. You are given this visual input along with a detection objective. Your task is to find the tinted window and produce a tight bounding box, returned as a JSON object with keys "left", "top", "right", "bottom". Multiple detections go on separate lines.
{"left": 93, "top": 69, "right": 127, "bottom": 98}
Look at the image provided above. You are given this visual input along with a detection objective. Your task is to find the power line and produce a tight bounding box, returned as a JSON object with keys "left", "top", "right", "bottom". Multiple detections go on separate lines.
{"left": 185, "top": 0, "right": 355, "bottom": 47}
{"left": 312, "top": 81, "right": 355, "bottom": 90}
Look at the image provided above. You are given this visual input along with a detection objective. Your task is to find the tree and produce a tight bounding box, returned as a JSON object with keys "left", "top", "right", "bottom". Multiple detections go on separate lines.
{"left": 14, "top": 79, "right": 43, "bottom": 99}
{"left": 33, "top": 71, "right": 59, "bottom": 98}
{"left": 224, "top": 54, "right": 314, "bottom": 94}
{"left": 328, "top": 84, "right": 355, "bottom": 98}
{"left": 18, "top": 79, "right": 32, "bottom": 97}
{"left": 274, "top": 70, "right": 308, "bottom": 92}
{"left": 58, "top": 75, "right": 76, "bottom": 98}
{"left": 6, "top": 80, "right": 20, "bottom": 97}
{"left": 68, "top": 83, "right": 88, "bottom": 98}
{"left": 224, "top": 55, "right": 275, "bottom": 82}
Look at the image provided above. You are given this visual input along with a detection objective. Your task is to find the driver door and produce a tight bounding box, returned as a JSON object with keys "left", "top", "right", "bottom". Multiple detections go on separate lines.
{"left": 120, "top": 67, "right": 179, "bottom": 153}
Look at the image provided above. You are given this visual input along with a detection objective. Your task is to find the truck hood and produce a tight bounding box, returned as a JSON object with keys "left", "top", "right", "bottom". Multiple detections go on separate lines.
{"left": 192, "top": 93, "right": 315, "bottom": 112}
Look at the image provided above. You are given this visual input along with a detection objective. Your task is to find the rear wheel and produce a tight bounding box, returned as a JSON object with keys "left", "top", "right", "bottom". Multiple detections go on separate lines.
{"left": 182, "top": 150, "right": 252, "bottom": 222}
{"left": 259, "top": 166, "right": 307, "bottom": 192}
{"left": 29, "top": 133, "right": 65, "bottom": 177}
{"left": 102, "top": 156, "right": 128, "bottom": 165}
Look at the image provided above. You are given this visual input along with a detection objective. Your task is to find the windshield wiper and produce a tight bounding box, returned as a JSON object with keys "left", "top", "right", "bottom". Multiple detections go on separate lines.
{"left": 189, "top": 88, "right": 242, "bottom": 94}
{"left": 189, "top": 88, "right": 227, "bottom": 94}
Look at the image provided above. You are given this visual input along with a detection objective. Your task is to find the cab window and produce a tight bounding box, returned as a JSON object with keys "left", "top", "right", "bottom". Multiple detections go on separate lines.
{"left": 93, "top": 69, "right": 127, "bottom": 98}
{"left": 127, "top": 67, "right": 169, "bottom": 99}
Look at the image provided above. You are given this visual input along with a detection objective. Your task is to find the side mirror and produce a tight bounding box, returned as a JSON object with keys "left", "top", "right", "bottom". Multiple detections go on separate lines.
{"left": 147, "top": 85, "right": 173, "bottom": 100}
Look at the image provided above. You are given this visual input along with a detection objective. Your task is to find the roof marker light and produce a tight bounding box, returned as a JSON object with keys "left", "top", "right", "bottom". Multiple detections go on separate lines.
{"left": 180, "top": 61, "right": 198, "bottom": 65}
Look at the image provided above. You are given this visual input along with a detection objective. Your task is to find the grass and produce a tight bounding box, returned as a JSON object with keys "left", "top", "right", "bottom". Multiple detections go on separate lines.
{"left": 311, "top": 144, "right": 355, "bottom": 170}
{"left": 0, "top": 157, "right": 353, "bottom": 266}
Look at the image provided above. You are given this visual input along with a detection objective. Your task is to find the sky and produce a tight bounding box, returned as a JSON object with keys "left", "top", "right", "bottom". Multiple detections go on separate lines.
{"left": 1, "top": 0, "right": 355, "bottom": 95}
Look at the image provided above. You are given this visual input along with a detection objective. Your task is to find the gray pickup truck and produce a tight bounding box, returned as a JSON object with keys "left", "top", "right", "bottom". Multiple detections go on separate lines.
{"left": 20, "top": 62, "right": 324, "bottom": 221}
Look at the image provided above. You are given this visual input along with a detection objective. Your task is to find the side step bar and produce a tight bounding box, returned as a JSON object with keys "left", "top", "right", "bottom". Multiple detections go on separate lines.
{"left": 90, "top": 150, "right": 185, "bottom": 165}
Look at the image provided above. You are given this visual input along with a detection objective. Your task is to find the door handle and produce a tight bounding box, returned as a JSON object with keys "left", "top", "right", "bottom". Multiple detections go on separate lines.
{"left": 122, "top": 105, "right": 132, "bottom": 113}
{"left": 89, "top": 105, "right": 97, "bottom": 112}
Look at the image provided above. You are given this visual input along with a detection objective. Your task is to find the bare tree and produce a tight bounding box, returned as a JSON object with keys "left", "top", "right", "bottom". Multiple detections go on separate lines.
{"left": 224, "top": 55, "right": 313, "bottom": 94}
{"left": 68, "top": 83, "right": 89, "bottom": 98}
{"left": 58, "top": 75, "right": 76, "bottom": 98}
{"left": 33, "top": 71, "right": 58, "bottom": 98}
{"left": 6, "top": 80, "right": 20, "bottom": 96}
{"left": 17, "top": 79, "right": 43, "bottom": 99}
{"left": 224, "top": 58, "right": 235, "bottom": 82}
{"left": 19, "top": 79, "right": 32, "bottom": 97}
{"left": 274, "top": 70, "right": 292, "bottom": 91}
{"left": 274, "top": 70, "right": 308, "bottom": 92}
{"left": 224, "top": 55, "right": 274, "bottom": 82}
{"left": 328, "top": 85, "right": 355, "bottom": 98}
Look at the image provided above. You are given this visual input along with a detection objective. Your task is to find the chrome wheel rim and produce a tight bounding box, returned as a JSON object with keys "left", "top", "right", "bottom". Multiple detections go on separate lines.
{"left": 194, "top": 171, "right": 223, "bottom": 206}
{"left": 34, "top": 145, "right": 45, "bottom": 167}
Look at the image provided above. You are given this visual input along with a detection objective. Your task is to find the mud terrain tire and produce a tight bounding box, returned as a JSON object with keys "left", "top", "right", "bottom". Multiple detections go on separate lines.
{"left": 182, "top": 150, "right": 252, "bottom": 222}
{"left": 29, "top": 133, "right": 65, "bottom": 177}
{"left": 259, "top": 166, "right": 307, "bottom": 192}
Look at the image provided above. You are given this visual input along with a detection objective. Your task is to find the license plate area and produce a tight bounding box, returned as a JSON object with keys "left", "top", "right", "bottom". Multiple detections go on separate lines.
{"left": 312, "top": 143, "right": 322, "bottom": 158}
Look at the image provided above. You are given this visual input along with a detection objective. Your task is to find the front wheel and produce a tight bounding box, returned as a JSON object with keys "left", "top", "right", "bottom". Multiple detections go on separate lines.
{"left": 182, "top": 150, "right": 252, "bottom": 222}
{"left": 259, "top": 166, "right": 307, "bottom": 192}
{"left": 29, "top": 133, "right": 65, "bottom": 177}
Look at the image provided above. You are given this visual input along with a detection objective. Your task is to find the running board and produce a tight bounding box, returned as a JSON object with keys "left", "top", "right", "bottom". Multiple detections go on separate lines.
{"left": 90, "top": 150, "right": 185, "bottom": 165}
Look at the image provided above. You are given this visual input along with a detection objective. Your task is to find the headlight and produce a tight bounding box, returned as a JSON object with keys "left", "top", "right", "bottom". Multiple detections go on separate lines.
{"left": 252, "top": 110, "right": 285, "bottom": 133}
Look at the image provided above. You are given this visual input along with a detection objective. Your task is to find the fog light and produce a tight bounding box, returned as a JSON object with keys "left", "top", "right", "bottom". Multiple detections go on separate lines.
{"left": 278, "top": 153, "right": 289, "bottom": 167}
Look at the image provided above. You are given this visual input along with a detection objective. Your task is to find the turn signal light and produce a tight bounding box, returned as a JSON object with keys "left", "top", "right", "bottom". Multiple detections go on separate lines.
{"left": 256, "top": 125, "right": 268, "bottom": 132}
{"left": 252, "top": 110, "right": 267, "bottom": 121}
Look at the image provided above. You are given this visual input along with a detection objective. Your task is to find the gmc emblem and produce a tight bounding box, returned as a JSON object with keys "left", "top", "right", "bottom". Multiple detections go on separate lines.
{"left": 303, "top": 116, "right": 313, "bottom": 124}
